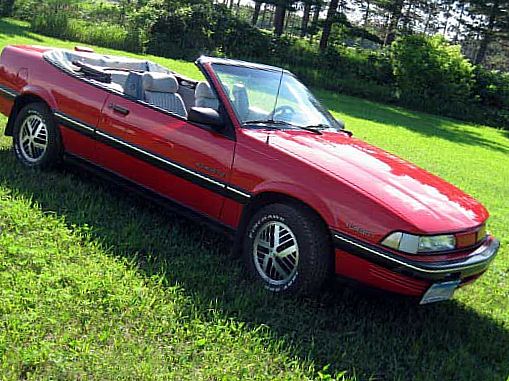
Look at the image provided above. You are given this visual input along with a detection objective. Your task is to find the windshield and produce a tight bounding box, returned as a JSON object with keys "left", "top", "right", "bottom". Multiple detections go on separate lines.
{"left": 211, "top": 64, "right": 341, "bottom": 130}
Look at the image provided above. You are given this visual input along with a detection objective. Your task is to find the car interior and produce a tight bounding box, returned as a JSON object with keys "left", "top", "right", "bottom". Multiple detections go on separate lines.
{"left": 44, "top": 49, "right": 220, "bottom": 120}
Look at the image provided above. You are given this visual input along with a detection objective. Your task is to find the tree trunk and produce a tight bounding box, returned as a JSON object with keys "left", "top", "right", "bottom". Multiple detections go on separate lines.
{"left": 274, "top": 3, "right": 286, "bottom": 36}
{"left": 442, "top": 3, "right": 452, "bottom": 36}
{"left": 384, "top": 0, "right": 405, "bottom": 45}
{"left": 312, "top": 2, "right": 321, "bottom": 25}
{"left": 320, "top": 0, "right": 340, "bottom": 51}
{"left": 453, "top": 3, "right": 465, "bottom": 43}
{"left": 402, "top": 1, "right": 412, "bottom": 31}
{"left": 309, "top": 2, "right": 322, "bottom": 42}
{"left": 261, "top": 3, "right": 269, "bottom": 28}
{"left": 252, "top": 1, "right": 262, "bottom": 25}
{"left": 423, "top": 4, "right": 432, "bottom": 34}
{"left": 285, "top": 7, "right": 291, "bottom": 31}
{"left": 475, "top": 0, "right": 499, "bottom": 65}
{"left": 300, "top": 2, "right": 311, "bottom": 37}
{"left": 363, "top": 0, "right": 371, "bottom": 26}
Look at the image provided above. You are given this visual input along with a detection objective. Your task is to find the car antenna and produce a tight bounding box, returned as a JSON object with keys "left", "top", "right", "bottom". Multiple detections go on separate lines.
{"left": 269, "top": 68, "right": 284, "bottom": 123}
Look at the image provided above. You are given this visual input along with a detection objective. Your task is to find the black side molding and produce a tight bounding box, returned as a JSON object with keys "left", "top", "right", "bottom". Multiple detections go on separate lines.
{"left": 0, "top": 83, "right": 18, "bottom": 101}
{"left": 53, "top": 111, "right": 252, "bottom": 205}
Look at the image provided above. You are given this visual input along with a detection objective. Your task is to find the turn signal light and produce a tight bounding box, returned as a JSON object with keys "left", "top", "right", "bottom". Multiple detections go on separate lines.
{"left": 456, "top": 232, "right": 477, "bottom": 249}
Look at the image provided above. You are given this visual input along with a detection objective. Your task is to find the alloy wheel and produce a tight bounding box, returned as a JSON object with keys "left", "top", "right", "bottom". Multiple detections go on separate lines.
{"left": 19, "top": 114, "right": 48, "bottom": 163}
{"left": 253, "top": 221, "right": 299, "bottom": 286}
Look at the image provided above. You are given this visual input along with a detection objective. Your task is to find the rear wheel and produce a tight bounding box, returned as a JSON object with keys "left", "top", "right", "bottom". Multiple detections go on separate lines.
{"left": 243, "top": 203, "right": 332, "bottom": 295}
{"left": 13, "top": 103, "right": 62, "bottom": 169}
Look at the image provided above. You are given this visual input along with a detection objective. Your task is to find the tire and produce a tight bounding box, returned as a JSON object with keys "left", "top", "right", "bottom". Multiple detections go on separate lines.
{"left": 12, "top": 103, "right": 62, "bottom": 169}
{"left": 243, "top": 203, "right": 332, "bottom": 295}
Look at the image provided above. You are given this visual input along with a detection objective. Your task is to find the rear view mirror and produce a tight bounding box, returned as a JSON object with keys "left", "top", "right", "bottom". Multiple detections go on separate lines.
{"left": 188, "top": 107, "right": 224, "bottom": 130}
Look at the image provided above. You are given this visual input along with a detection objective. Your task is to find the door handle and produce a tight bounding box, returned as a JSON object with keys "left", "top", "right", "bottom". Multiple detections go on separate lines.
{"left": 109, "top": 103, "right": 130, "bottom": 116}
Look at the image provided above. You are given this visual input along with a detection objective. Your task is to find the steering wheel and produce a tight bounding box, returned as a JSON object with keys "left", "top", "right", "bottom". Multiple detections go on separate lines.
{"left": 271, "top": 105, "right": 296, "bottom": 120}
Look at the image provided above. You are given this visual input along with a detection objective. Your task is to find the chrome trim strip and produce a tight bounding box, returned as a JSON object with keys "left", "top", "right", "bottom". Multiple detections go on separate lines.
{"left": 334, "top": 234, "right": 497, "bottom": 274}
{"left": 0, "top": 84, "right": 17, "bottom": 99}
{"left": 95, "top": 130, "right": 227, "bottom": 189}
{"left": 54, "top": 112, "right": 95, "bottom": 133}
{"left": 226, "top": 186, "right": 252, "bottom": 199}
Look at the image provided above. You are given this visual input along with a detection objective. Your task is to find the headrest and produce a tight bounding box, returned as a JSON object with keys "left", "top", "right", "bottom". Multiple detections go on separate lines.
{"left": 233, "top": 83, "right": 248, "bottom": 97}
{"left": 232, "top": 83, "right": 249, "bottom": 119}
{"left": 124, "top": 72, "right": 143, "bottom": 99}
{"left": 195, "top": 81, "right": 216, "bottom": 99}
{"left": 142, "top": 72, "right": 178, "bottom": 93}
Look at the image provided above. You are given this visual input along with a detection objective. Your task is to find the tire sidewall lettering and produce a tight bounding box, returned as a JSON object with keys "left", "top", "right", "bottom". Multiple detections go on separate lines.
{"left": 248, "top": 214, "right": 287, "bottom": 239}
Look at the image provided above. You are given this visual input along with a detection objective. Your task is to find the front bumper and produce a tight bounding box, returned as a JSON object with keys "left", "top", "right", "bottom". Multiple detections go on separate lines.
{"left": 332, "top": 230, "right": 500, "bottom": 295}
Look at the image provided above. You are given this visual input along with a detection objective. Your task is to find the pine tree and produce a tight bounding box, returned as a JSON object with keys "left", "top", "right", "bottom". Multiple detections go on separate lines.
{"left": 252, "top": 1, "right": 263, "bottom": 25}
{"left": 300, "top": 0, "right": 314, "bottom": 36}
{"left": 320, "top": 0, "right": 340, "bottom": 50}
{"left": 466, "top": 0, "right": 509, "bottom": 64}
{"left": 0, "top": 0, "right": 15, "bottom": 16}
{"left": 381, "top": 0, "right": 406, "bottom": 45}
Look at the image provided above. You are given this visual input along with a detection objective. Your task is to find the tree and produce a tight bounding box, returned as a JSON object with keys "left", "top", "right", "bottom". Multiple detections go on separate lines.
{"left": 252, "top": 0, "right": 263, "bottom": 25}
{"left": 466, "top": 0, "right": 509, "bottom": 65}
{"left": 440, "top": 0, "right": 454, "bottom": 35}
{"left": 300, "top": 0, "right": 313, "bottom": 36}
{"left": 452, "top": 1, "right": 467, "bottom": 43}
{"left": 273, "top": 1, "right": 287, "bottom": 35}
{"left": 320, "top": 0, "right": 340, "bottom": 50}
{"left": 312, "top": 0, "right": 322, "bottom": 25}
{"left": 391, "top": 34, "right": 475, "bottom": 113}
{"left": 382, "top": 0, "right": 406, "bottom": 45}
{"left": 0, "top": 0, "right": 15, "bottom": 17}
{"left": 354, "top": 0, "right": 373, "bottom": 25}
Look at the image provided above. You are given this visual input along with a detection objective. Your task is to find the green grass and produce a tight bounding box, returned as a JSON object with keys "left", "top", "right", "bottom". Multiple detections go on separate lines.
{"left": 1, "top": 18, "right": 508, "bottom": 381}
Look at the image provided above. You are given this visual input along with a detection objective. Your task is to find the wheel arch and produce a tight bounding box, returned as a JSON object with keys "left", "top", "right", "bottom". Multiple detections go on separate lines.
{"left": 233, "top": 190, "right": 334, "bottom": 256}
{"left": 5, "top": 87, "right": 56, "bottom": 136}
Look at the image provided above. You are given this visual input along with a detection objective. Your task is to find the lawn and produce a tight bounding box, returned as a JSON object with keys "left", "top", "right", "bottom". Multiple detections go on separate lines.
{"left": 0, "top": 18, "right": 508, "bottom": 381}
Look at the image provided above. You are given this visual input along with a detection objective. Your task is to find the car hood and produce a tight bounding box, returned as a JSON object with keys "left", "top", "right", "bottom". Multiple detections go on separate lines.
{"left": 254, "top": 129, "right": 488, "bottom": 233}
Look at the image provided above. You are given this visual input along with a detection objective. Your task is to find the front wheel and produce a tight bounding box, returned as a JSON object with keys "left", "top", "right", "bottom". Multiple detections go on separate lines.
{"left": 12, "top": 103, "right": 62, "bottom": 169}
{"left": 243, "top": 203, "right": 332, "bottom": 295}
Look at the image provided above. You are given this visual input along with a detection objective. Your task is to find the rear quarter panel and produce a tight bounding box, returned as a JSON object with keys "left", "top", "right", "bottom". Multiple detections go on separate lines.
{"left": 0, "top": 46, "right": 25, "bottom": 116}
{"left": 0, "top": 45, "right": 109, "bottom": 159}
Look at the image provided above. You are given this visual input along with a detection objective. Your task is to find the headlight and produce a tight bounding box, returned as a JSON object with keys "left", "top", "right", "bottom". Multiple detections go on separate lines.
{"left": 418, "top": 235, "right": 456, "bottom": 253}
{"left": 382, "top": 232, "right": 456, "bottom": 254}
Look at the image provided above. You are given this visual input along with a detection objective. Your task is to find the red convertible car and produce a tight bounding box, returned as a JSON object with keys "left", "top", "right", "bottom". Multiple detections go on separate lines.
{"left": 0, "top": 45, "right": 500, "bottom": 303}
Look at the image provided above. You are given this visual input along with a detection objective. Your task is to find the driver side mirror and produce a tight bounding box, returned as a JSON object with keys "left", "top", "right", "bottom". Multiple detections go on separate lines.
{"left": 188, "top": 107, "right": 224, "bottom": 131}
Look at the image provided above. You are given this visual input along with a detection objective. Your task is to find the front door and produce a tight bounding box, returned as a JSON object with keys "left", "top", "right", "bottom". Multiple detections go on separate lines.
{"left": 94, "top": 93, "right": 236, "bottom": 220}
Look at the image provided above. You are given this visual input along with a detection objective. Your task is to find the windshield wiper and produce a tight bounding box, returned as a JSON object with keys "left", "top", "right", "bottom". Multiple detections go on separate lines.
{"left": 296, "top": 125, "right": 323, "bottom": 135}
{"left": 243, "top": 119, "right": 291, "bottom": 127}
{"left": 305, "top": 123, "right": 354, "bottom": 137}
{"left": 244, "top": 119, "right": 323, "bottom": 135}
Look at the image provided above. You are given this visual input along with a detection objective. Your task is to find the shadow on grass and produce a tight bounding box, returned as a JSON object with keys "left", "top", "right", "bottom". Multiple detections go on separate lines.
{"left": 0, "top": 18, "right": 43, "bottom": 42}
{"left": 0, "top": 149, "right": 507, "bottom": 380}
{"left": 316, "top": 90, "right": 509, "bottom": 155}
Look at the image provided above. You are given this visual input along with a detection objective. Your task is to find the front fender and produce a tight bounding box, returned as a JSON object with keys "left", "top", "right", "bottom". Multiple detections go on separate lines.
{"left": 251, "top": 180, "right": 336, "bottom": 227}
